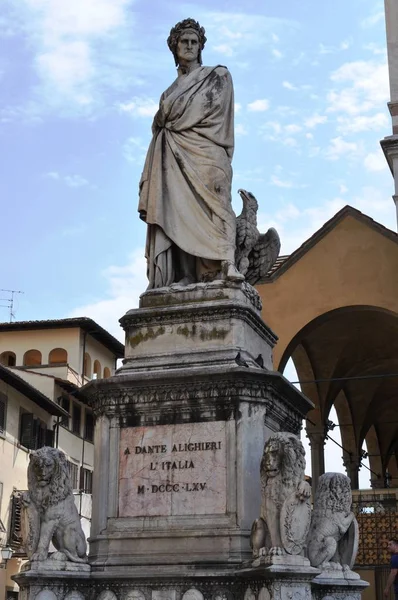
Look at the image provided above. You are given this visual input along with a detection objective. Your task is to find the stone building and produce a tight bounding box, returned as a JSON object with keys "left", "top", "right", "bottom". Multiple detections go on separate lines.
{"left": 0, "top": 318, "right": 124, "bottom": 600}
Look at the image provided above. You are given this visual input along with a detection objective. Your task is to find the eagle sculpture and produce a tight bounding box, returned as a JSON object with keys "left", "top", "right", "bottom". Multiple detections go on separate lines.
{"left": 235, "top": 189, "right": 281, "bottom": 285}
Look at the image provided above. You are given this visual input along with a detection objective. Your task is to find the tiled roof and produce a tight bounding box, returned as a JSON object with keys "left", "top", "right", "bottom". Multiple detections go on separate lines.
{"left": 0, "top": 364, "right": 69, "bottom": 418}
{"left": 0, "top": 317, "right": 124, "bottom": 358}
{"left": 259, "top": 205, "right": 398, "bottom": 283}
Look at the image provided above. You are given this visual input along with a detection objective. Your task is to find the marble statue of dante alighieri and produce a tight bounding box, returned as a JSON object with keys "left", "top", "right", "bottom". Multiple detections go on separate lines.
{"left": 138, "top": 18, "right": 243, "bottom": 288}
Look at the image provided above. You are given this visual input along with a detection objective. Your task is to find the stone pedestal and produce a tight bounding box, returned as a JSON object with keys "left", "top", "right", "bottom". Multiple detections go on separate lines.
{"left": 83, "top": 282, "right": 312, "bottom": 572}
{"left": 15, "top": 281, "right": 320, "bottom": 600}
{"left": 311, "top": 572, "right": 369, "bottom": 600}
{"left": 240, "top": 556, "right": 320, "bottom": 600}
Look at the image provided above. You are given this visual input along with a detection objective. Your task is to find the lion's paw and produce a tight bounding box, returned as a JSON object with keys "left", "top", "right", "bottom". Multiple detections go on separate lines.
{"left": 269, "top": 547, "right": 285, "bottom": 557}
{"left": 30, "top": 551, "right": 47, "bottom": 562}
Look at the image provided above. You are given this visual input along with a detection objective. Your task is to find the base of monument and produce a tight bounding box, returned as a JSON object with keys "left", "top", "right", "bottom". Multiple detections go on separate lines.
{"left": 311, "top": 573, "right": 369, "bottom": 600}
{"left": 16, "top": 559, "right": 368, "bottom": 600}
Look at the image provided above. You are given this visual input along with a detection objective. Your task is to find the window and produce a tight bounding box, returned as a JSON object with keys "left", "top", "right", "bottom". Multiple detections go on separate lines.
{"left": 83, "top": 353, "right": 91, "bottom": 378}
{"left": 0, "top": 351, "right": 16, "bottom": 367}
{"left": 49, "top": 348, "right": 68, "bottom": 364}
{"left": 19, "top": 412, "right": 53, "bottom": 450}
{"left": 84, "top": 411, "right": 94, "bottom": 442}
{"left": 72, "top": 403, "right": 81, "bottom": 435}
{"left": 67, "top": 460, "right": 79, "bottom": 490}
{"left": 59, "top": 396, "right": 70, "bottom": 427}
{"left": 80, "top": 467, "right": 93, "bottom": 493}
{"left": 23, "top": 349, "right": 42, "bottom": 367}
{"left": 0, "top": 392, "right": 6, "bottom": 436}
{"left": 93, "top": 360, "right": 101, "bottom": 380}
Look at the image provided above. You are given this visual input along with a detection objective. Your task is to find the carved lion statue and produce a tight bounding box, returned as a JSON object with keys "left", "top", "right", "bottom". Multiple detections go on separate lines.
{"left": 21, "top": 447, "right": 88, "bottom": 563}
{"left": 250, "top": 432, "right": 311, "bottom": 557}
{"left": 307, "top": 472, "right": 358, "bottom": 570}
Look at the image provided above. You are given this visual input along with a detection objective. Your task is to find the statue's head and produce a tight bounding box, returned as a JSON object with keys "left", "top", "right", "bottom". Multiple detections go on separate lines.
{"left": 167, "top": 18, "right": 207, "bottom": 67}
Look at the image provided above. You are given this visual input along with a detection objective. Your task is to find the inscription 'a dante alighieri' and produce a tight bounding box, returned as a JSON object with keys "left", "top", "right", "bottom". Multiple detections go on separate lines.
{"left": 119, "top": 422, "right": 227, "bottom": 517}
{"left": 134, "top": 441, "right": 222, "bottom": 454}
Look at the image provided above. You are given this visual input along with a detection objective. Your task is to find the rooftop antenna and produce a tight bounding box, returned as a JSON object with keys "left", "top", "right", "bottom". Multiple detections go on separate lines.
{"left": 0, "top": 289, "right": 24, "bottom": 322}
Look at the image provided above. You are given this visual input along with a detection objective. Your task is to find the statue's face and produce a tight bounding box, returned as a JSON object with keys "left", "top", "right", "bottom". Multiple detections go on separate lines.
{"left": 263, "top": 441, "right": 281, "bottom": 477}
{"left": 33, "top": 455, "right": 55, "bottom": 486}
{"left": 177, "top": 31, "right": 200, "bottom": 64}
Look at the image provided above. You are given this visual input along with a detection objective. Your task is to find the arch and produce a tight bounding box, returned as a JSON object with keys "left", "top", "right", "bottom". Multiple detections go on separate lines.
{"left": 278, "top": 304, "right": 398, "bottom": 491}
{"left": 83, "top": 353, "right": 91, "bottom": 378}
{"left": 93, "top": 360, "right": 101, "bottom": 380}
{"left": 103, "top": 367, "right": 111, "bottom": 378}
{"left": 0, "top": 351, "right": 16, "bottom": 367}
{"left": 23, "top": 349, "right": 42, "bottom": 367}
{"left": 48, "top": 347, "right": 68, "bottom": 364}
{"left": 278, "top": 305, "right": 398, "bottom": 373}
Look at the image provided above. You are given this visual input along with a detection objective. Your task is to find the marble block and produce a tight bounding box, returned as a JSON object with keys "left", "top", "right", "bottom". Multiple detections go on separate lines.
{"left": 119, "top": 421, "right": 227, "bottom": 517}
{"left": 119, "top": 281, "right": 276, "bottom": 373}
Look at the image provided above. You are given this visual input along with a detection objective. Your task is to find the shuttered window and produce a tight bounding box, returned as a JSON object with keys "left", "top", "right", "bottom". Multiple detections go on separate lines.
{"left": 0, "top": 392, "right": 6, "bottom": 436}
{"left": 67, "top": 460, "right": 79, "bottom": 490}
{"left": 19, "top": 412, "right": 52, "bottom": 450}
{"left": 72, "top": 403, "right": 81, "bottom": 435}
{"left": 80, "top": 467, "right": 93, "bottom": 493}
{"left": 84, "top": 411, "right": 94, "bottom": 442}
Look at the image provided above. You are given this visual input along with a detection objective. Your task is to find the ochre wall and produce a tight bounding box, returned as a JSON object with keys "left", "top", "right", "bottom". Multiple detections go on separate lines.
{"left": 256, "top": 216, "right": 398, "bottom": 369}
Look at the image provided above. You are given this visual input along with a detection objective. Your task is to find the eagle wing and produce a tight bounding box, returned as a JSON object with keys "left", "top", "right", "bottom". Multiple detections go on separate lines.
{"left": 246, "top": 227, "right": 281, "bottom": 285}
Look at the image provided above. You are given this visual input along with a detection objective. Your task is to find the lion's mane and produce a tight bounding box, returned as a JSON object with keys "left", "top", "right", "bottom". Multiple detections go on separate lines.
{"left": 313, "top": 472, "right": 352, "bottom": 514}
{"left": 28, "top": 448, "right": 70, "bottom": 510}
{"left": 261, "top": 432, "right": 306, "bottom": 508}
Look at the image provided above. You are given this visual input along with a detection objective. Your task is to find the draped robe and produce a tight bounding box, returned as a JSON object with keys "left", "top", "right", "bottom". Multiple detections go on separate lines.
{"left": 138, "top": 65, "right": 236, "bottom": 288}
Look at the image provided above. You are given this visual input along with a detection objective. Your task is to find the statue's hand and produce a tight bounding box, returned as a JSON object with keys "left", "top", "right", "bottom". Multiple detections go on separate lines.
{"left": 296, "top": 480, "right": 311, "bottom": 501}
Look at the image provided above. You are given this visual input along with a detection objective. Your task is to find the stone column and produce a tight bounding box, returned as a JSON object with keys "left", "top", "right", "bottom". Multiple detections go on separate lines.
{"left": 306, "top": 429, "right": 325, "bottom": 493}
{"left": 381, "top": 0, "right": 398, "bottom": 228}
{"left": 343, "top": 453, "right": 360, "bottom": 490}
{"left": 385, "top": 0, "right": 398, "bottom": 118}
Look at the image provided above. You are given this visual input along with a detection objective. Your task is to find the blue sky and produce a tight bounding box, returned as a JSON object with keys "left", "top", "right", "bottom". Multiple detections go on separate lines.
{"left": 1, "top": 0, "right": 389, "bottom": 485}
{"left": 0, "top": 0, "right": 393, "bottom": 335}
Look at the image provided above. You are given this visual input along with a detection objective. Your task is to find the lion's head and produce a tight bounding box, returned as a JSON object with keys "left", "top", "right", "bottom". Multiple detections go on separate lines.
{"left": 28, "top": 447, "right": 71, "bottom": 509}
{"left": 314, "top": 472, "right": 352, "bottom": 513}
{"left": 260, "top": 432, "right": 306, "bottom": 499}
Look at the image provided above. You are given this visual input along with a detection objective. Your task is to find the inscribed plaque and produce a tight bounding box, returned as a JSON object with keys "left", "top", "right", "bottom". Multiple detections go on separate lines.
{"left": 119, "top": 421, "right": 227, "bottom": 517}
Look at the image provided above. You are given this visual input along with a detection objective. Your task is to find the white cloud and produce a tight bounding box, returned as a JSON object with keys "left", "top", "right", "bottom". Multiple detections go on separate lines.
{"left": 304, "top": 113, "right": 327, "bottom": 128}
{"left": 45, "top": 171, "right": 60, "bottom": 180}
{"left": 336, "top": 112, "right": 388, "bottom": 133}
{"left": 272, "top": 48, "right": 283, "bottom": 59}
{"left": 235, "top": 102, "right": 242, "bottom": 114}
{"left": 44, "top": 171, "right": 89, "bottom": 187}
{"left": 285, "top": 124, "right": 302, "bottom": 134}
{"left": 361, "top": 11, "right": 384, "bottom": 28}
{"left": 327, "top": 60, "right": 389, "bottom": 116}
{"left": 213, "top": 43, "right": 234, "bottom": 57}
{"left": 247, "top": 99, "right": 270, "bottom": 112}
{"left": 69, "top": 249, "right": 147, "bottom": 341}
{"left": 118, "top": 98, "right": 158, "bottom": 118}
{"left": 283, "top": 81, "right": 297, "bottom": 91}
{"left": 235, "top": 123, "right": 248, "bottom": 136}
{"left": 364, "top": 43, "right": 386, "bottom": 56}
{"left": 325, "top": 136, "right": 361, "bottom": 161}
{"left": 270, "top": 175, "right": 294, "bottom": 189}
{"left": 364, "top": 151, "right": 387, "bottom": 172}
{"left": 12, "top": 0, "right": 136, "bottom": 116}
{"left": 123, "top": 136, "right": 148, "bottom": 165}
{"left": 64, "top": 174, "right": 89, "bottom": 188}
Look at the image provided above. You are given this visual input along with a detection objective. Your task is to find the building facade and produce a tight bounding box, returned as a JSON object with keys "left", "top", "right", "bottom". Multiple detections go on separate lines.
{"left": 0, "top": 318, "right": 124, "bottom": 600}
